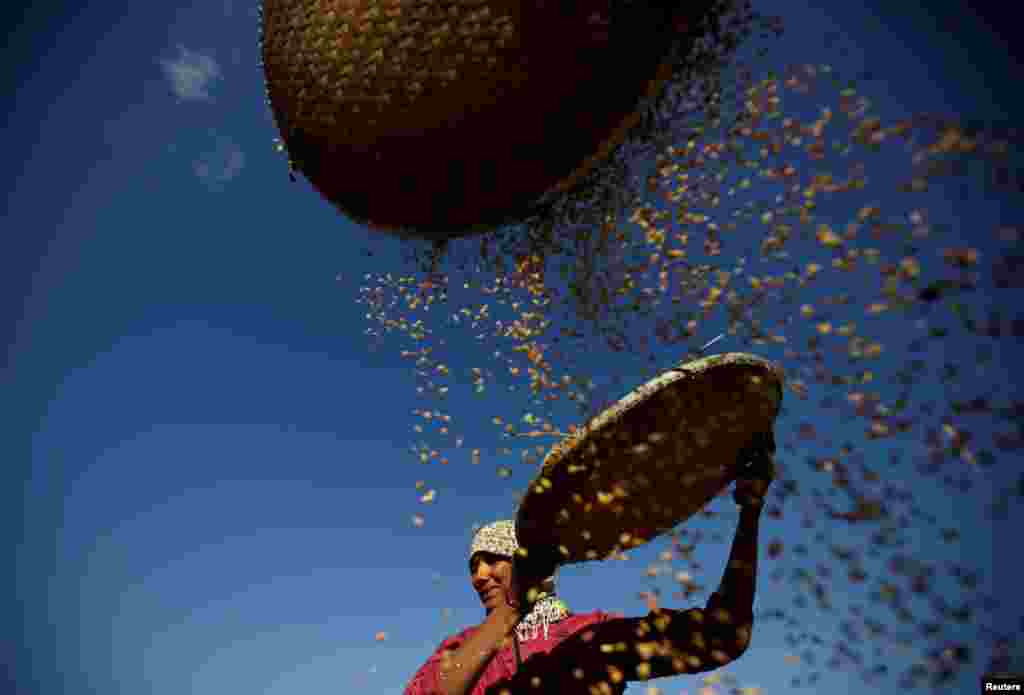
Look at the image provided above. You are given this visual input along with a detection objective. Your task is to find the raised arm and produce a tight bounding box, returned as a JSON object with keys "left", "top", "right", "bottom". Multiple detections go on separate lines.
{"left": 484, "top": 434, "right": 775, "bottom": 693}
{"left": 481, "top": 598, "right": 751, "bottom": 695}
{"left": 486, "top": 508, "right": 760, "bottom": 693}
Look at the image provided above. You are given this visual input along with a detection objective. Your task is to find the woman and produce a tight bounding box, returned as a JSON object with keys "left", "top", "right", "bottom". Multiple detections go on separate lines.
{"left": 404, "top": 433, "right": 776, "bottom": 695}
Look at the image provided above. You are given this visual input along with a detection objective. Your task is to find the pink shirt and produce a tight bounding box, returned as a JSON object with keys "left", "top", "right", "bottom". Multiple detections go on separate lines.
{"left": 403, "top": 610, "right": 625, "bottom": 695}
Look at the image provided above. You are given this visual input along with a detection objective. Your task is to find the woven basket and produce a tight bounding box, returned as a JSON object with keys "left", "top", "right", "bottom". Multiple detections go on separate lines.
{"left": 259, "top": 0, "right": 712, "bottom": 238}
{"left": 516, "top": 352, "right": 784, "bottom": 565}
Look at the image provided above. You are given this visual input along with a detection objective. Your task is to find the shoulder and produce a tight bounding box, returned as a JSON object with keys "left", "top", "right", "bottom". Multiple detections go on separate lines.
{"left": 573, "top": 609, "right": 628, "bottom": 623}
{"left": 557, "top": 607, "right": 698, "bottom": 639}
{"left": 556, "top": 610, "right": 627, "bottom": 636}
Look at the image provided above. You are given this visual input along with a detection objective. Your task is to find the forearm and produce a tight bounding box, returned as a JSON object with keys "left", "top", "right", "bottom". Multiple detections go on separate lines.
{"left": 438, "top": 612, "right": 518, "bottom": 695}
{"left": 708, "top": 505, "right": 761, "bottom": 636}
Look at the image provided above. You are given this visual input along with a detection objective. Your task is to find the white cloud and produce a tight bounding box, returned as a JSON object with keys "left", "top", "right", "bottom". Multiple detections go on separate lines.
{"left": 160, "top": 45, "right": 222, "bottom": 101}
{"left": 193, "top": 136, "right": 245, "bottom": 191}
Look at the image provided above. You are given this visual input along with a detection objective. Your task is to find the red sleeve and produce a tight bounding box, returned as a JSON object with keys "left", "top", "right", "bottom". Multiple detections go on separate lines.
{"left": 403, "top": 633, "right": 465, "bottom": 695}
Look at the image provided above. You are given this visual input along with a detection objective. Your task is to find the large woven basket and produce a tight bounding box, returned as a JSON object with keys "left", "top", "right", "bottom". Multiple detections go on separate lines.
{"left": 259, "top": 0, "right": 713, "bottom": 238}
{"left": 516, "top": 352, "right": 784, "bottom": 565}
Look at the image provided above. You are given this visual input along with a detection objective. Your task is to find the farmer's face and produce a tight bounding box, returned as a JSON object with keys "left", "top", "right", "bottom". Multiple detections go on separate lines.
{"left": 470, "top": 551, "right": 514, "bottom": 613}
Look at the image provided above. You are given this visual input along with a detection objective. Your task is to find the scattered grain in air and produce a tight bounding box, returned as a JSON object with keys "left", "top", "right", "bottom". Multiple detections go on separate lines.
{"left": 354, "top": 52, "right": 1015, "bottom": 694}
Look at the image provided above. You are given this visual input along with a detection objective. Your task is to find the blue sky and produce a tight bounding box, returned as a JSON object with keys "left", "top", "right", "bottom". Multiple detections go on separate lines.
{"left": 4, "top": 1, "right": 1022, "bottom": 694}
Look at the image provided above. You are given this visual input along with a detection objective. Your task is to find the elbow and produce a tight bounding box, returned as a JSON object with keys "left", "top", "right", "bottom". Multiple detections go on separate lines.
{"left": 719, "top": 621, "right": 755, "bottom": 665}
{"left": 733, "top": 620, "right": 754, "bottom": 656}
{"left": 663, "top": 607, "right": 754, "bottom": 674}
{"left": 701, "top": 646, "right": 748, "bottom": 673}
{"left": 700, "top": 621, "right": 753, "bottom": 671}
{"left": 707, "top": 602, "right": 754, "bottom": 656}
